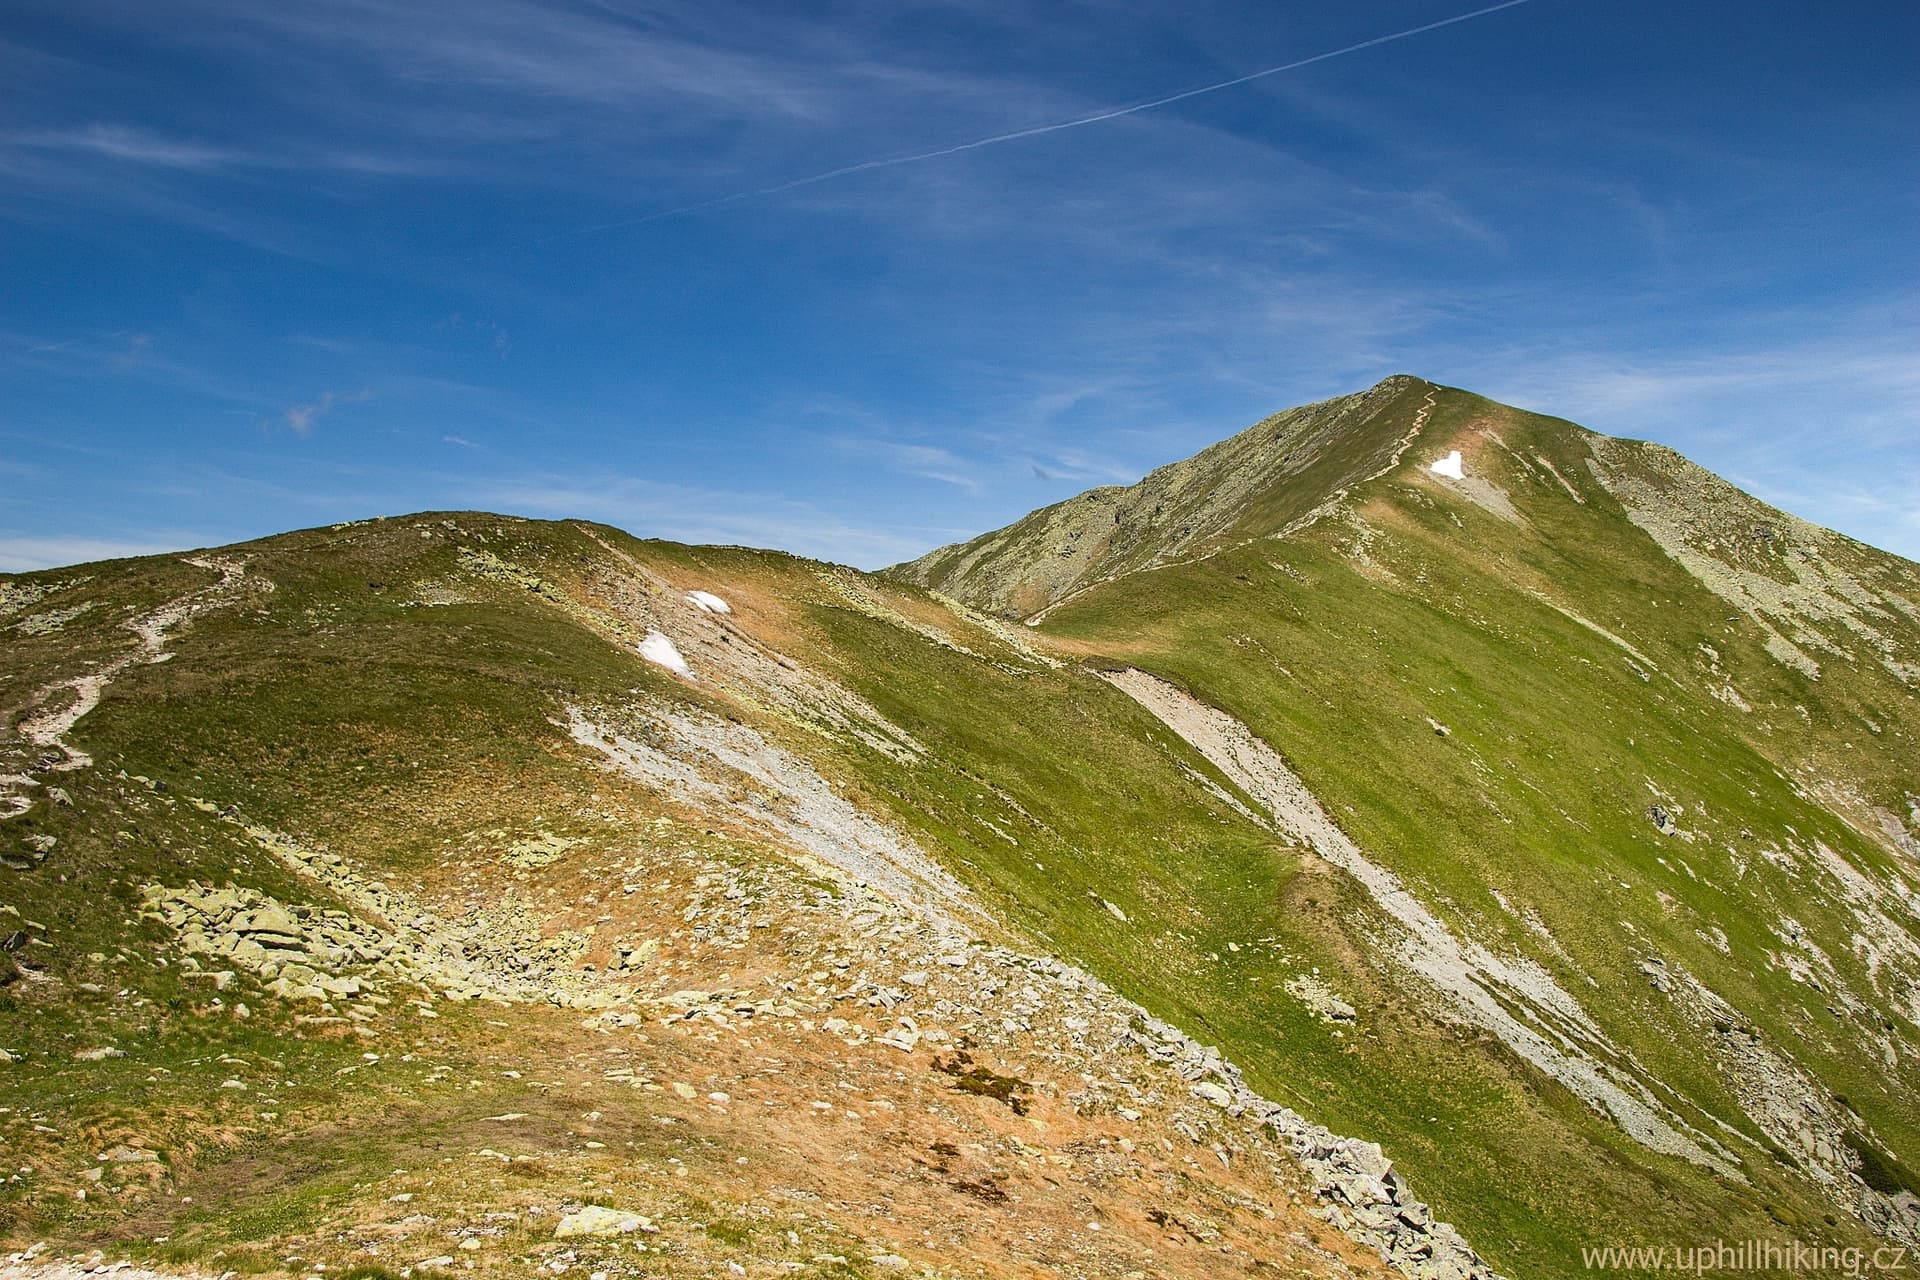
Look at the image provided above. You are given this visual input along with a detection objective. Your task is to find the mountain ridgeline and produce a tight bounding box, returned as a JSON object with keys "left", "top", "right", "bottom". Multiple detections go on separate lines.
{"left": 3, "top": 377, "right": 1918, "bottom": 1279}
{"left": 897, "top": 374, "right": 1440, "bottom": 619}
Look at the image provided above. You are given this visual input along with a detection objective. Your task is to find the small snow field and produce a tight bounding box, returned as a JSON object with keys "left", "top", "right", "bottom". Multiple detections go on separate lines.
{"left": 1430, "top": 450, "right": 1465, "bottom": 479}
{"left": 685, "top": 589, "right": 732, "bottom": 614}
{"left": 639, "top": 629, "right": 692, "bottom": 677}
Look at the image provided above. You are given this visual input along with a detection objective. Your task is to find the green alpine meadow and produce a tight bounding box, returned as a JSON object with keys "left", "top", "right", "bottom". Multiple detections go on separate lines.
{"left": 4, "top": 377, "right": 1917, "bottom": 1279}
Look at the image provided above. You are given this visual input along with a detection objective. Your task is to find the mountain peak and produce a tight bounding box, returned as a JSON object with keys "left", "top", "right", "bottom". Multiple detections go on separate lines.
{"left": 891, "top": 375, "right": 1437, "bottom": 618}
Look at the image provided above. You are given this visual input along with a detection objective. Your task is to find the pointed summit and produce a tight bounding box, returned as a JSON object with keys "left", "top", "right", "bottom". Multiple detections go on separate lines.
{"left": 891, "top": 375, "right": 1435, "bottom": 618}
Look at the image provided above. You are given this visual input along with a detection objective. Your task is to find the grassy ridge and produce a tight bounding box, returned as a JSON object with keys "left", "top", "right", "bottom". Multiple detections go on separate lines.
{"left": 893, "top": 375, "right": 1435, "bottom": 617}
{"left": 5, "top": 372, "right": 1917, "bottom": 1280}
{"left": 1013, "top": 387, "right": 1920, "bottom": 1267}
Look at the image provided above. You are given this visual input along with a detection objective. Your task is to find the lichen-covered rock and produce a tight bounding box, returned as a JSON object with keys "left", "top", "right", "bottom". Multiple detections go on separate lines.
{"left": 553, "top": 1205, "right": 653, "bottom": 1238}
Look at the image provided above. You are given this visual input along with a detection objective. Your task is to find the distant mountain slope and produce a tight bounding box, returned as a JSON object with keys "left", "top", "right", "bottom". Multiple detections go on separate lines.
{"left": 892, "top": 374, "right": 1435, "bottom": 618}
{"left": 4, "top": 378, "right": 1919, "bottom": 1280}
{"left": 891, "top": 376, "right": 1920, "bottom": 1260}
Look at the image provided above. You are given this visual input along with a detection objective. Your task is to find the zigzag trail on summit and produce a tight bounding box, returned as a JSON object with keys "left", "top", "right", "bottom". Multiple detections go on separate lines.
{"left": 1273, "top": 383, "right": 1438, "bottom": 542}
{"left": 1025, "top": 383, "right": 1437, "bottom": 626}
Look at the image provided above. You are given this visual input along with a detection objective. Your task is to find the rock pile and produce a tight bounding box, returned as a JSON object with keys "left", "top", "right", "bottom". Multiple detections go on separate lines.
{"left": 138, "top": 883, "right": 445, "bottom": 1009}
{"left": 553, "top": 1206, "right": 657, "bottom": 1239}
{"left": 229, "top": 817, "right": 611, "bottom": 1008}
{"left": 1286, "top": 973, "right": 1359, "bottom": 1024}
{"left": 1123, "top": 1013, "right": 1500, "bottom": 1280}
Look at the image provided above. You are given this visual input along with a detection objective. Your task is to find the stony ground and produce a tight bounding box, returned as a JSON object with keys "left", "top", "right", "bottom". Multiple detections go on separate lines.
{"left": 4, "top": 753, "right": 1449, "bottom": 1280}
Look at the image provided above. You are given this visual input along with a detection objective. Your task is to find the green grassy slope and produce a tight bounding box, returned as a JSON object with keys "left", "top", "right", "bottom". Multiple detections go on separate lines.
{"left": 4, "top": 372, "right": 1917, "bottom": 1278}
{"left": 884, "top": 380, "right": 1920, "bottom": 1267}
{"left": 1008, "top": 386, "right": 1920, "bottom": 1264}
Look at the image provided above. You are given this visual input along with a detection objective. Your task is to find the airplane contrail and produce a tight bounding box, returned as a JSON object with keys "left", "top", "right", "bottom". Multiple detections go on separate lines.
{"left": 560, "top": 0, "right": 1537, "bottom": 237}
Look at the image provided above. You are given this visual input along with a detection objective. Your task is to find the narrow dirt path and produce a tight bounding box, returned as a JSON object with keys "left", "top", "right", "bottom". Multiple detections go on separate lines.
{"left": 1026, "top": 384, "right": 1439, "bottom": 626}
{"left": 1272, "top": 383, "right": 1437, "bottom": 541}
{"left": 4, "top": 557, "right": 253, "bottom": 819}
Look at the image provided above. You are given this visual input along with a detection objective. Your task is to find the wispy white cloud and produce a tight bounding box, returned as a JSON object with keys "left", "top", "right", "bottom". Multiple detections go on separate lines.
{"left": 1439, "top": 307, "right": 1920, "bottom": 560}
{"left": 469, "top": 474, "right": 930, "bottom": 568}
{"left": 283, "top": 394, "right": 334, "bottom": 434}
{"left": 2, "top": 123, "right": 435, "bottom": 177}
{"left": 279, "top": 389, "right": 369, "bottom": 435}
{"left": 6, "top": 125, "right": 253, "bottom": 172}
{"left": 0, "top": 535, "right": 195, "bottom": 572}
{"left": 1734, "top": 471, "right": 1920, "bottom": 563}
{"left": 832, "top": 437, "right": 979, "bottom": 491}
{"left": 1463, "top": 332, "right": 1920, "bottom": 448}
{"left": 224, "top": 0, "right": 848, "bottom": 119}
{"left": 593, "top": 0, "right": 1537, "bottom": 228}
{"left": 0, "top": 328, "right": 279, "bottom": 408}
{"left": 0, "top": 145, "right": 325, "bottom": 258}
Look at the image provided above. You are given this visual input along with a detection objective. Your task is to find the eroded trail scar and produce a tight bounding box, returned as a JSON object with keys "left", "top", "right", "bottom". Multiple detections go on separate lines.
{"left": 1099, "top": 666, "right": 1739, "bottom": 1173}
{"left": 5, "top": 557, "right": 254, "bottom": 819}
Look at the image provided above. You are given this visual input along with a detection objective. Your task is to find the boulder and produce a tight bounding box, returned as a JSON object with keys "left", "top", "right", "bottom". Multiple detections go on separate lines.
{"left": 97, "top": 1146, "right": 158, "bottom": 1164}
{"left": 554, "top": 1206, "right": 652, "bottom": 1238}
{"left": 1637, "top": 956, "right": 1673, "bottom": 993}
{"left": 238, "top": 905, "right": 302, "bottom": 940}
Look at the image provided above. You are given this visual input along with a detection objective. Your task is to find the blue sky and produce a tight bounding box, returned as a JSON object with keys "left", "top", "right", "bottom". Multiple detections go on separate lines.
{"left": 2, "top": 0, "right": 1915, "bottom": 571}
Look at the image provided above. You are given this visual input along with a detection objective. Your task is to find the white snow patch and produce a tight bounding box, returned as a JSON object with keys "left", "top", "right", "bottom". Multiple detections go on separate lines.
{"left": 1430, "top": 450, "right": 1465, "bottom": 480}
{"left": 685, "top": 590, "right": 732, "bottom": 615}
{"left": 638, "top": 630, "right": 692, "bottom": 677}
